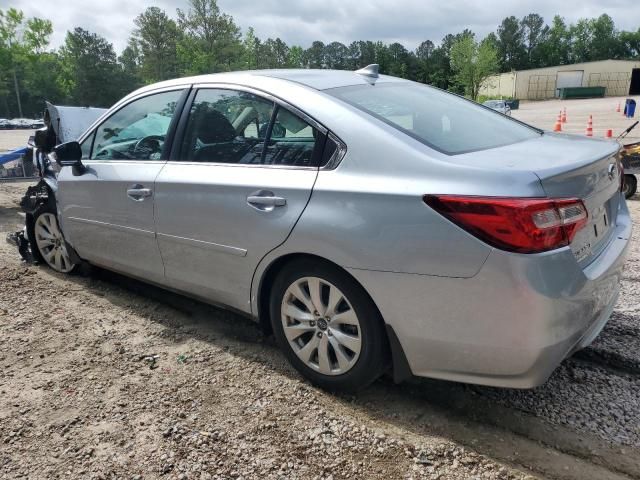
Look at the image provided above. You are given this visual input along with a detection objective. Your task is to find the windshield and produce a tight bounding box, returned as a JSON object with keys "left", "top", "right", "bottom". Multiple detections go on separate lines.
{"left": 484, "top": 100, "right": 504, "bottom": 108}
{"left": 328, "top": 83, "right": 539, "bottom": 155}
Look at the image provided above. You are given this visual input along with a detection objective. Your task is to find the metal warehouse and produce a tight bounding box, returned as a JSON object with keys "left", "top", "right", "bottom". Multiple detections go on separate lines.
{"left": 481, "top": 59, "right": 640, "bottom": 100}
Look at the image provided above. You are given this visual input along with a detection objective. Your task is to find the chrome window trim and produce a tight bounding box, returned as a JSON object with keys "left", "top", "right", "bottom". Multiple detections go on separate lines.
{"left": 163, "top": 160, "right": 317, "bottom": 171}
{"left": 83, "top": 160, "right": 167, "bottom": 166}
{"left": 322, "top": 132, "right": 348, "bottom": 171}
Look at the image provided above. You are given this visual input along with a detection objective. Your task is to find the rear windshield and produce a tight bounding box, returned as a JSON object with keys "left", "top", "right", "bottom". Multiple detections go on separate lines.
{"left": 327, "top": 83, "right": 539, "bottom": 155}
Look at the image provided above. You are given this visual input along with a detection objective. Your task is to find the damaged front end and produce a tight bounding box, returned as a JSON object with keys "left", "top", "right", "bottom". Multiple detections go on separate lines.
{"left": 5, "top": 102, "right": 107, "bottom": 265}
{"left": 5, "top": 183, "right": 51, "bottom": 263}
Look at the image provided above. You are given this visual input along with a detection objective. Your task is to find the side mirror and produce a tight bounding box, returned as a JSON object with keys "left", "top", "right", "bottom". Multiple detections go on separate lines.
{"left": 53, "top": 141, "right": 83, "bottom": 167}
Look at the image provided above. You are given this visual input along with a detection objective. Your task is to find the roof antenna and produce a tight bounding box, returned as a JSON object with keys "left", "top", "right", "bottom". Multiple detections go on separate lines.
{"left": 355, "top": 64, "right": 379, "bottom": 78}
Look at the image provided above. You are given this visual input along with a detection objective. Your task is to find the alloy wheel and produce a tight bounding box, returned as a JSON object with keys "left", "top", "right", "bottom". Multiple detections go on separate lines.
{"left": 34, "top": 213, "right": 75, "bottom": 273}
{"left": 281, "top": 276, "right": 362, "bottom": 376}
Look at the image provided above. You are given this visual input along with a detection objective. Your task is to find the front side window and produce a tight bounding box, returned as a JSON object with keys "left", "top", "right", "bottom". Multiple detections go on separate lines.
{"left": 80, "top": 131, "right": 95, "bottom": 160}
{"left": 328, "top": 83, "right": 539, "bottom": 155}
{"left": 180, "top": 89, "right": 322, "bottom": 167}
{"left": 91, "top": 90, "right": 183, "bottom": 161}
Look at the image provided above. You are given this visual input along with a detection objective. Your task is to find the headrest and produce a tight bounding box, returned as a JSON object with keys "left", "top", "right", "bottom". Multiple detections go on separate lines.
{"left": 193, "top": 109, "right": 237, "bottom": 144}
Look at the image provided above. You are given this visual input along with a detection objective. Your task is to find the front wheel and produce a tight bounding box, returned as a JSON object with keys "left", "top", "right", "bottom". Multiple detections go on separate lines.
{"left": 623, "top": 174, "right": 637, "bottom": 199}
{"left": 29, "top": 205, "right": 77, "bottom": 273}
{"left": 270, "top": 259, "right": 388, "bottom": 392}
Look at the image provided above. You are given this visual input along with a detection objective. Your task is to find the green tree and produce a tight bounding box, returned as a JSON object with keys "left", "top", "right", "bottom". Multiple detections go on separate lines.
{"left": 176, "top": 0, "right": 242, "bottom": 73}
{"left": 242, "top": 27, "right": 259, "bottom": 69}
{"left": 24, "top": 17, "right": 53, "bottom": 54}
{"left": 304, "top": 40, "right": 325, "bottom": 68}
{"left": 538, "top": 15, "right": 571, "bottom": 66}
{"left": 132, "top": 7, "right": 180, "bottom": 82}
{"left": 58, "top": 28, "right": 132, "bottom": 107}
{"left": 0, "top": 8, "right": 62, "bottom": 117}
{"left": 521, "top": 13, "right": 548, "bottom": 67}
{"left": 0, "top": 8, "right": 26, "bottom": 116}
{"left": 324, "top": 41, "right": 348, "bottom": 69}
{"left": 450, "top": 34, "right": 499, "bottom": 100}
{"left": 496, "top": 16, "right": 526, "bottom": 71}
{"left": 620, "top": 28, "right": 640, "bottom": 58}
{"left": 287, "top": 45, "right": 304, "bottom": 68}
{"left": 570, "top": 18, "right": 593, "bottom": 62}
{"left": 590, "top": 14, "right": 622, "bottom": 60}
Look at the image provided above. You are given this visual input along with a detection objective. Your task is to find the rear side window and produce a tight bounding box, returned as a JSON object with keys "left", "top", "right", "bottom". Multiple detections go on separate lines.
{"left": 327, "top": 83, "right": 539, "bottom": 155}
{"left": 262, "top": 107, "right": 321, "bottom": 167}
{"left": 180, "top": 89, "right": 274, "bottom": 164}
{"left": 180, "top": 89, "right": 322, "bottom": 167}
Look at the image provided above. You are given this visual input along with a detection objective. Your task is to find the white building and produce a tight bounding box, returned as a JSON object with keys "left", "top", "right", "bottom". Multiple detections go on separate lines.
{"left": 481, "top": 59, "right": 640, "bottom": 100}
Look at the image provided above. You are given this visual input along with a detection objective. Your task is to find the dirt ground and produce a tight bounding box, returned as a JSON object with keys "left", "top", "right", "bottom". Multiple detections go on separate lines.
{"left": 0, "top": 130, "right": 35, "bottom": 153}
{"left": 0, "top": 188, "right": 639, "bottom": 479}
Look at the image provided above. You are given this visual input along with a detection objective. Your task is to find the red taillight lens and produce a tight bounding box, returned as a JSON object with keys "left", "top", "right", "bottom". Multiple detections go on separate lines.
{"left": 423, "top": 195, "right": 588, "bottom": 254}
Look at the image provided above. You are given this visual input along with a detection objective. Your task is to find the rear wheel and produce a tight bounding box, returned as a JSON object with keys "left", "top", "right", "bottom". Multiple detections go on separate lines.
{"left": 270, "top": 259, "right": 388, "bottom": 392}
{"left": 29, "top": 204, "right": 77, "bottom": 273}
{"left": 623, "top": 174, "right": 637, "bottom": 199}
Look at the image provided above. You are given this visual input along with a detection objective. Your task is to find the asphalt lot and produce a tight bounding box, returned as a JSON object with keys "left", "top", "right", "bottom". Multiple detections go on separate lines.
{"left": 512, "top": 95, "right": 640, "bottom": 142}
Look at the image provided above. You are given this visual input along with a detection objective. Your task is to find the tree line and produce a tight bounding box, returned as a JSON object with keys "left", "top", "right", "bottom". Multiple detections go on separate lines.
{"left": 1, "top": 0, "right": 639, "bottom": 118}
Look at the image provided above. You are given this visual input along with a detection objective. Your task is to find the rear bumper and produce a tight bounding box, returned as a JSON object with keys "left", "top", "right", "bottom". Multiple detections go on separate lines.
{"left": 348, "top": 198, "right": 632, "bottom": 388}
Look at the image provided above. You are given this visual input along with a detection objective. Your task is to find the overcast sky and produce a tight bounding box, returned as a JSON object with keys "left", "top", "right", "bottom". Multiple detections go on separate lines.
{"left": 9, "top": 0, "right": 640, "bottom": 54}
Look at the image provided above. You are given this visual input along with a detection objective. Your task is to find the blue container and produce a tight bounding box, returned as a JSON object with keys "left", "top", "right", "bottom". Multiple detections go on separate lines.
{"left": 625, "top": 99, "right": 636, "bottom": 118}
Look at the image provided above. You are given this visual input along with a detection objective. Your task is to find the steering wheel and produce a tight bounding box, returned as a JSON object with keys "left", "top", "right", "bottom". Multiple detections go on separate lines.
{"left": 132, "top": 135, "right": 164, "bottom": 158}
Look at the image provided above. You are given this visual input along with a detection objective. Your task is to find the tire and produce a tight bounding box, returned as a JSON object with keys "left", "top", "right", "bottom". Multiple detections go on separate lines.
{"left": 270, "top": 259, "right": 388, "bottom": 392}
{"left": 28, "top": 203, "right": 77, "bottom": 273}
{"left": 623, "top": 174, "right": 637, "bottom": 199}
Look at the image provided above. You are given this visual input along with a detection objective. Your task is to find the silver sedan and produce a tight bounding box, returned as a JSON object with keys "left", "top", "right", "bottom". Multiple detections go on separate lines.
{"left": 34, "top": 65, "right": 631, "bottom": 391}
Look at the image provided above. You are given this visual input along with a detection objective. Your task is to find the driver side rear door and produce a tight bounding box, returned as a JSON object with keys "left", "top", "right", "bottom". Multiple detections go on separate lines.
{"left": 57, "top": 87, "right": 188, "bottom": 283}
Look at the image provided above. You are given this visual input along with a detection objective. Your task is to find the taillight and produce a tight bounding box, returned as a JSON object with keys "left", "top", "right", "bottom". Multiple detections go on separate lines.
{"left": 423, "top": 195, "right": 588, "bottom": 254}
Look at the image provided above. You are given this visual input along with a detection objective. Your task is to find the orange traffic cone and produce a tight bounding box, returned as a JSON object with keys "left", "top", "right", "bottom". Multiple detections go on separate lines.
{"left": 561, "top": 107, "right": 567, "bottom": 123}
{"left": 616, "top": 102, "right": 621, "bottom": 113}
{"left": 554, "top": 112, "right": 562, "bottom": 132}
{"left": 585, "top": 115, "right": 593, "bottom": 136}
{"left": 605, "top": 129, "right": 613, "bottom": 138}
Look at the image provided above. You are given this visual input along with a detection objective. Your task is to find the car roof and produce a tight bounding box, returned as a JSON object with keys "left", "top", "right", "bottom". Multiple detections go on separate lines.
{"left": 132, "top": 69, "right": 409, "bottom": 97}
{"left": 255, "top": 69, "right": 407, "bottom": 90}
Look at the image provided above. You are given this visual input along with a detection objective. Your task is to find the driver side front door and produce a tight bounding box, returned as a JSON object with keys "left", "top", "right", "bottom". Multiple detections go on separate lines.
{"left": 57, "top": 88, "right": 188, "bottom": 283}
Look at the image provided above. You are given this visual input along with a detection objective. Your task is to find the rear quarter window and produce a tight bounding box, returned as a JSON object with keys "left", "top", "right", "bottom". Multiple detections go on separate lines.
{"left": 327, "top": 83, "right": 539, "bottom": 155}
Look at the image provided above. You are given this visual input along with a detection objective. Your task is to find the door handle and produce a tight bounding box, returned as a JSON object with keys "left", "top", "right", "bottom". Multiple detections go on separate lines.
{"left": 247, "top": 190, "right": 287, "bottom": 211}
{"left": 127, "top": 184, "right": 153, "bottom": 201}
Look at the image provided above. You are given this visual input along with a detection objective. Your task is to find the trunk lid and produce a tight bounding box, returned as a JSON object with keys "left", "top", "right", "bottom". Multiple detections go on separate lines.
{"left": 452, "top": 132, "right": 622, "bottom": 265}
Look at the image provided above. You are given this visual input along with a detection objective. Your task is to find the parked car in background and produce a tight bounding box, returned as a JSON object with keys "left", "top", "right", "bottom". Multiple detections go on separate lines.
{"left": 482, "top": 99, "right": 512, "bottom": 116}
{"left": 0, "top": 119, "right": 9, "bottom": 129}
{"left": 14, "top": 66, "right": 631, "bottom": 392}
{"left": 9, "top": 118, "right": 29, "bottom": 129}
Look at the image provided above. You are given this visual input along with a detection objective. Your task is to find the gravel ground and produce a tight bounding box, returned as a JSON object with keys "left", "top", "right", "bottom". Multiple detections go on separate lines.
{"left": 478, "top": 195, "right": 640, "bottom": 447}
{"left": 0, "top": 181, "right": 639, "bottom": 480}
